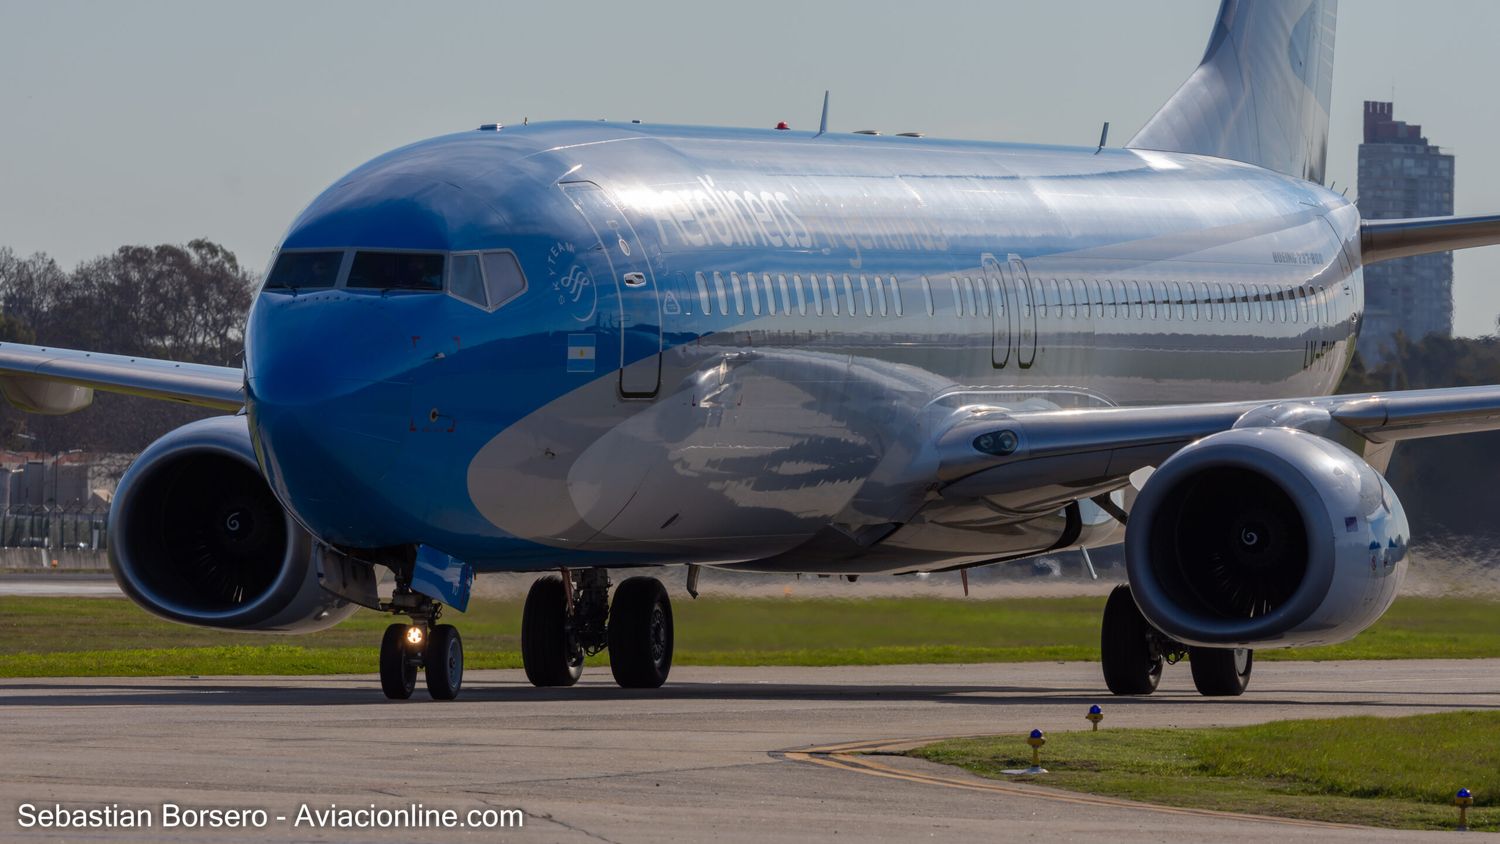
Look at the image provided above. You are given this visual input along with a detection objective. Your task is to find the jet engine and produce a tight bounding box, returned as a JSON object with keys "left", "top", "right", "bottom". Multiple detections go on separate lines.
{"left": 108, "top": 415, "right": 360, "bottom": 632}
{"left": 1125, "top": 426, "right": 1408, "bottom": 648}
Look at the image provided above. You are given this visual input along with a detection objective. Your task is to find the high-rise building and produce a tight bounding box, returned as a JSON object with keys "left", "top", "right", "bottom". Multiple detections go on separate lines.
{"left": 1356, "top": 101, "right": 1455, "bottom": 365}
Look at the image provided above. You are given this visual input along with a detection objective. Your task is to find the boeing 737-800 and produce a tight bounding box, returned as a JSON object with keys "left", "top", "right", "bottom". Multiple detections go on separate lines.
{"left": 9, "top": 0, "right": 1500, "bottom": 699}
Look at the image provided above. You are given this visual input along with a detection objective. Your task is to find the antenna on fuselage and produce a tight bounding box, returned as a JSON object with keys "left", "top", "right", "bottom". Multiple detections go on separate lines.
{"left": 815, "top": 91, "right": 830, "bottom": 137}
{"left": 1095, "top": 121, "right": 1110, "bottom": 155}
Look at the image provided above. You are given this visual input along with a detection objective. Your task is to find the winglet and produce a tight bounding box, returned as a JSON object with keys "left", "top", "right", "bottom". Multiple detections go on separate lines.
{"left": 815, "top": 91, "right": 830, "bottom": 138}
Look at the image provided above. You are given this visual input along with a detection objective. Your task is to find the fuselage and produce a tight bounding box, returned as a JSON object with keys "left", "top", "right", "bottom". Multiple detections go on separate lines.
{"left": 243, "top": 121, "right": 1362, "bottom": 575}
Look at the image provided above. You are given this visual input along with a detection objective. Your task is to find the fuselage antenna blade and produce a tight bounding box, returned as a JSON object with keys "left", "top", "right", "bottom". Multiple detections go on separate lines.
{"left": 815, "top": 91, "right": 830, "bottom": 138}
{"left": 1095, "top": 121, "right": 1110, "bottom": 155}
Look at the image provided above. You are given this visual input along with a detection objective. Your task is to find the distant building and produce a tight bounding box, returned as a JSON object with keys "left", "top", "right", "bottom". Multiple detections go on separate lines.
{"left": 1356, "top": 101, "right": 1455, "bottom": 365}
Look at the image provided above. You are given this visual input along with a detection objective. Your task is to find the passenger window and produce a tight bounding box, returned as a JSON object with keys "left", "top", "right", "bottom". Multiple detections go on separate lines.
{"left": 265, "top": 250, "right": 343, "bottom": 291}
{"left": 449, "top": 254, "right": 486, "bottom": 307}
{"left": 859, "top": 274, "right": 874, "bottom": 316}
{"left": 826, "top": 274, "right": 841, "bottom": 315}
{"left": 874, "top": 276, "right": 889, "bottom": 316}
{"left": 1046, "top": 279, "right": 1061, "bottom": 318}
{"left": 1126, "top": 280, "right": 1142, "bottom": 318}
{"left": 761, "top": 273, "right": 776, "bottom": 315}
{"left": 739, "top": 272, "right": 759, "bottom": 315}
{"left": 1103, "top": 280, "right": 1117, "bottom": 319}
{"left": 889, "top": 276, "right": 904, "bottom": 316}
{"left": 347, "top": 251, "right": 444, "bottom": 291}
{"left": 1087, "top": 279, "right": 1101, "bottom": 319}
{"left": 1061, "top": 280, "right": 1076, "bottom": 319}
{"left": 951, "top": 277, "right": 965, "bottom": 316}
{"left": 809, "top": 274, "right": 824, "bottom": 315}
{"left": 921, "top": 276, "right": 935, "bottom": 316}
{"left": 730, "top": 272, "right": 747, "bottom": 315}
{"left": 713, "top": 272, "right": 729, "bottom": 314}
{"left": 842, "top": 274, "right": 857, "bottom": 316}
{"left": 695, "top": 271, "right": 713, "bottom": 314}
{"left": 1073, "top": 279, "right": 1087, "bottom": 318}
{"left": 481, "top": 251, "right": 526, "bottom": 308}
{"left": 963, "top": 277, "right": 979, "bottom": 317}
{"left": 1212, "top": 283, "right": 1226, "bottom": 321}
{"left": 988, "top": 278, "right": 1003, "bottom": 319}
{"left": 1171, "top": 281, "right": 1185, "bottom": 321}
{"left": 778, "top": 274, "right": 792, "bottom": 314}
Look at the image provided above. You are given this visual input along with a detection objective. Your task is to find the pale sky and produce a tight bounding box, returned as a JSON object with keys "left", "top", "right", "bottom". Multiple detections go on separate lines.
{"left": 4, "top": 1, "right": 1499, "bottom": 335}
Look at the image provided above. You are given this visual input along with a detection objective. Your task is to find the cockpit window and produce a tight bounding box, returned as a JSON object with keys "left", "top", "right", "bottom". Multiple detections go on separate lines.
{"left": 447, "top": 250, "right": 527, "bottom": 310}
{"left": 347, "top": 251, "right": 445, "bottom": 291}
{"left": 448, "top": 254, "right": 486, "bottom": 307}
{"left": 481, "top": 252, "right": 527, "bottom": 307}
{"left": 264, "top": 251, "right": 343, "bottom": 291}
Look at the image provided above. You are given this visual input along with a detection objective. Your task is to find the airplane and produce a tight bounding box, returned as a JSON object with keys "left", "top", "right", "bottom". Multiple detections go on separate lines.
{"left": 6, "top": 0, "right": 1500, "bottom": 701}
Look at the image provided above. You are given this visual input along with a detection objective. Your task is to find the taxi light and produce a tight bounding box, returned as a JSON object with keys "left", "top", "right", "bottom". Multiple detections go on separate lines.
{"left": 406, "top": 626, "right": 424, "bottom": 646}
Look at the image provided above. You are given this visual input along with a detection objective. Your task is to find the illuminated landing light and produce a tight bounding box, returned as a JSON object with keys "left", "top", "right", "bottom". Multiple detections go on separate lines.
{"left": 406, "top": 626, "right": 425, "bottom": 646}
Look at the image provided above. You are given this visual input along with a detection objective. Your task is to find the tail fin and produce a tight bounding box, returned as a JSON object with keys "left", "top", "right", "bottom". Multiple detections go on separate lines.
{"left": 1128, "top": 0, "right": 1337, "bottom": 184}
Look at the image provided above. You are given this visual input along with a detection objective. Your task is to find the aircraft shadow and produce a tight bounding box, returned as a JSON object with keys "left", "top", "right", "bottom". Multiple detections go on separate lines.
{"left": 3, "top": 678, "right": 1498, "bottom": 711}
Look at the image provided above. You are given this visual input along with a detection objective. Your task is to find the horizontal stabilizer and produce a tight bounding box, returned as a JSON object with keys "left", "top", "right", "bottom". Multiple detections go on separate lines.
{"left": 1360, "top": 213, "right": 1500, "bottom": 265}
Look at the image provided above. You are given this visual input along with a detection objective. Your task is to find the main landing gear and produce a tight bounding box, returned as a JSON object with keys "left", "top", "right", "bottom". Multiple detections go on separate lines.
{"left": 520, "top": 569, "right": 675, "bottom": 689}
{"left": 378, "top": 583, "right": 464, "bottom": 701}
{"left": 1100, "top": 584, "right": 1252, "bottom": 697}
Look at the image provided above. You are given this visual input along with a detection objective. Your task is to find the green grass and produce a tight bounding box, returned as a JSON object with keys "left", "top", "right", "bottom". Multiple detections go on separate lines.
{"left": 2, "top": 593, "right": 1500, "bottom": 677}
{"left": 912, "top": 711, "right": 1500, "bottom": 830}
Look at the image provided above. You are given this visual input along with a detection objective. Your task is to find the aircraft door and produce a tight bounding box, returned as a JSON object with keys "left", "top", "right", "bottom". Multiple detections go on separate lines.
{"left": 982, "top": 253, "right": 1011, "bottom": 368}
{"left": 559, "top": 181, "right": 662, "bottom": 398}
{"left": 1009, "top": 254, "right": 1038, "bottom": 368}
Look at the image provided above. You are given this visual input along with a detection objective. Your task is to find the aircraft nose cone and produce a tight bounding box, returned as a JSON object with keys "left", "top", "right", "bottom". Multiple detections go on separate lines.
{"left": 245, "top": 293, "right": 414, "bottom": 546}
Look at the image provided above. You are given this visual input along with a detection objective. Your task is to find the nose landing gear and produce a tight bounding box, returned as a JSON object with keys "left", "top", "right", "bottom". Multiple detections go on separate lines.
{"left": 377, "top": 583, "right": 464, "bottom": 701}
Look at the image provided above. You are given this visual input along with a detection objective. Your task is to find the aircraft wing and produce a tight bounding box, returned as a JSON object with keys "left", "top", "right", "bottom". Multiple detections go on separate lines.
{"left": 937, "top": 386, "right": 1500, "bottom": 502}
{"left": 0, "top": 342, "right": 243, "bottom": 414}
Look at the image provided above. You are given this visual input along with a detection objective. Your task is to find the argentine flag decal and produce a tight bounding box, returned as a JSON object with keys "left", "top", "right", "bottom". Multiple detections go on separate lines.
{"left": 566, "top": 334, "right": 596, "bottom": 373}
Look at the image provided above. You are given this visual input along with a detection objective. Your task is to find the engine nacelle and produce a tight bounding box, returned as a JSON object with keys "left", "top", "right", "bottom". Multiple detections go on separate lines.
{"left": 1125, "top": 427, "right": 1409, "bottom": 648}
{"left": 108, "top": 415, "right": 360, "bottom": 632}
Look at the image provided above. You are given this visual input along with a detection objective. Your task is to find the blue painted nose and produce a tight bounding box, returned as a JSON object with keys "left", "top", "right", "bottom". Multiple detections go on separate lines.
{"left": 245, "top": 292, "right": 414, "bottom": 547}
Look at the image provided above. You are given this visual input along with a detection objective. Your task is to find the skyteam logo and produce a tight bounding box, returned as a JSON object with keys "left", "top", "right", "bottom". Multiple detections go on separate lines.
{"left": 545, "top": 241, "right": 597, "bottom": 323}
{"left": 566, "top": 334, "right": 596, "bottom": 373}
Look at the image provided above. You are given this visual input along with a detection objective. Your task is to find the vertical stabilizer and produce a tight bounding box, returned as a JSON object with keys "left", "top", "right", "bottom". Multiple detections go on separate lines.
{"left": 1128, "top": 0, "right": 1337, "bottom": 184}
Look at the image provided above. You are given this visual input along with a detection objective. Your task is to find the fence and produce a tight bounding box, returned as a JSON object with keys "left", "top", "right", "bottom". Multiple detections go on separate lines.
{"left": 0, "top": 504, "right": 109, "bottom": 551}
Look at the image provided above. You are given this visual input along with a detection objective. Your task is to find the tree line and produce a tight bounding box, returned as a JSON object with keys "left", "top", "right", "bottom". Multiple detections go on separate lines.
{"left": 0, "top": 241, "right": 253, "bottom": 453}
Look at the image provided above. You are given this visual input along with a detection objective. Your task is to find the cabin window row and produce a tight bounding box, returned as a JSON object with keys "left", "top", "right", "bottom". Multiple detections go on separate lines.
{"left": 693, "top": 272, "right": 905, "bottom": 318}
{"left": 691, "top": 270, "right": 1336, "bottom": 326}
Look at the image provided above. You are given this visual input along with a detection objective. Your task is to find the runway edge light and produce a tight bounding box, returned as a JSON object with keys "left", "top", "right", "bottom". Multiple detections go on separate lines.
{"left": 1002, "top": 729, "right": 1048, "bottom": 776}
{"left": 1456, "top": 788, "right": 1474, "bottom": 831}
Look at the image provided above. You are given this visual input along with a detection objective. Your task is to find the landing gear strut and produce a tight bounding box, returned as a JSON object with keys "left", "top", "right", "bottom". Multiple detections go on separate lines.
{"left": 520, "top": 569, "right": 675, "bottom": 690}
{"left": 377, "top": 580, "right": 464, "bottom": 701}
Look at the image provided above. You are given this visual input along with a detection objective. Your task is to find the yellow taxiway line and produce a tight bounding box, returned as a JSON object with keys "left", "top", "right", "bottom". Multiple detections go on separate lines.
{"left": 781, "top": 736, "right": 1369, "bottom": 831}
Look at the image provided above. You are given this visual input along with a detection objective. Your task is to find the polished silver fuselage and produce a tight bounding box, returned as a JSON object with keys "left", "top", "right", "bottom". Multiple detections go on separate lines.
{"left": 341, "top": 125, "right": 1366, "bottom": 573}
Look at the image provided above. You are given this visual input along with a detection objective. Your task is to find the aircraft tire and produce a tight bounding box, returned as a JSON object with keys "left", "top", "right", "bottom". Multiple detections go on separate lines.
{"left": 608, "top": 576, "right": 674, "bottom": 689}
{"left": 1101, "top": 584, "right": 1162, "bottom": 695}
{"left": 522, "top": 576, "right": 583, "bottom": 687}
{"left": 423, "top": 624, "right": 464, "bottom": 701}
{"left": 379, "top": 623, "right": 417, "bottom": 700}
{"left": 1188, "top": 646, "right": 1253, "bottom": 696}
